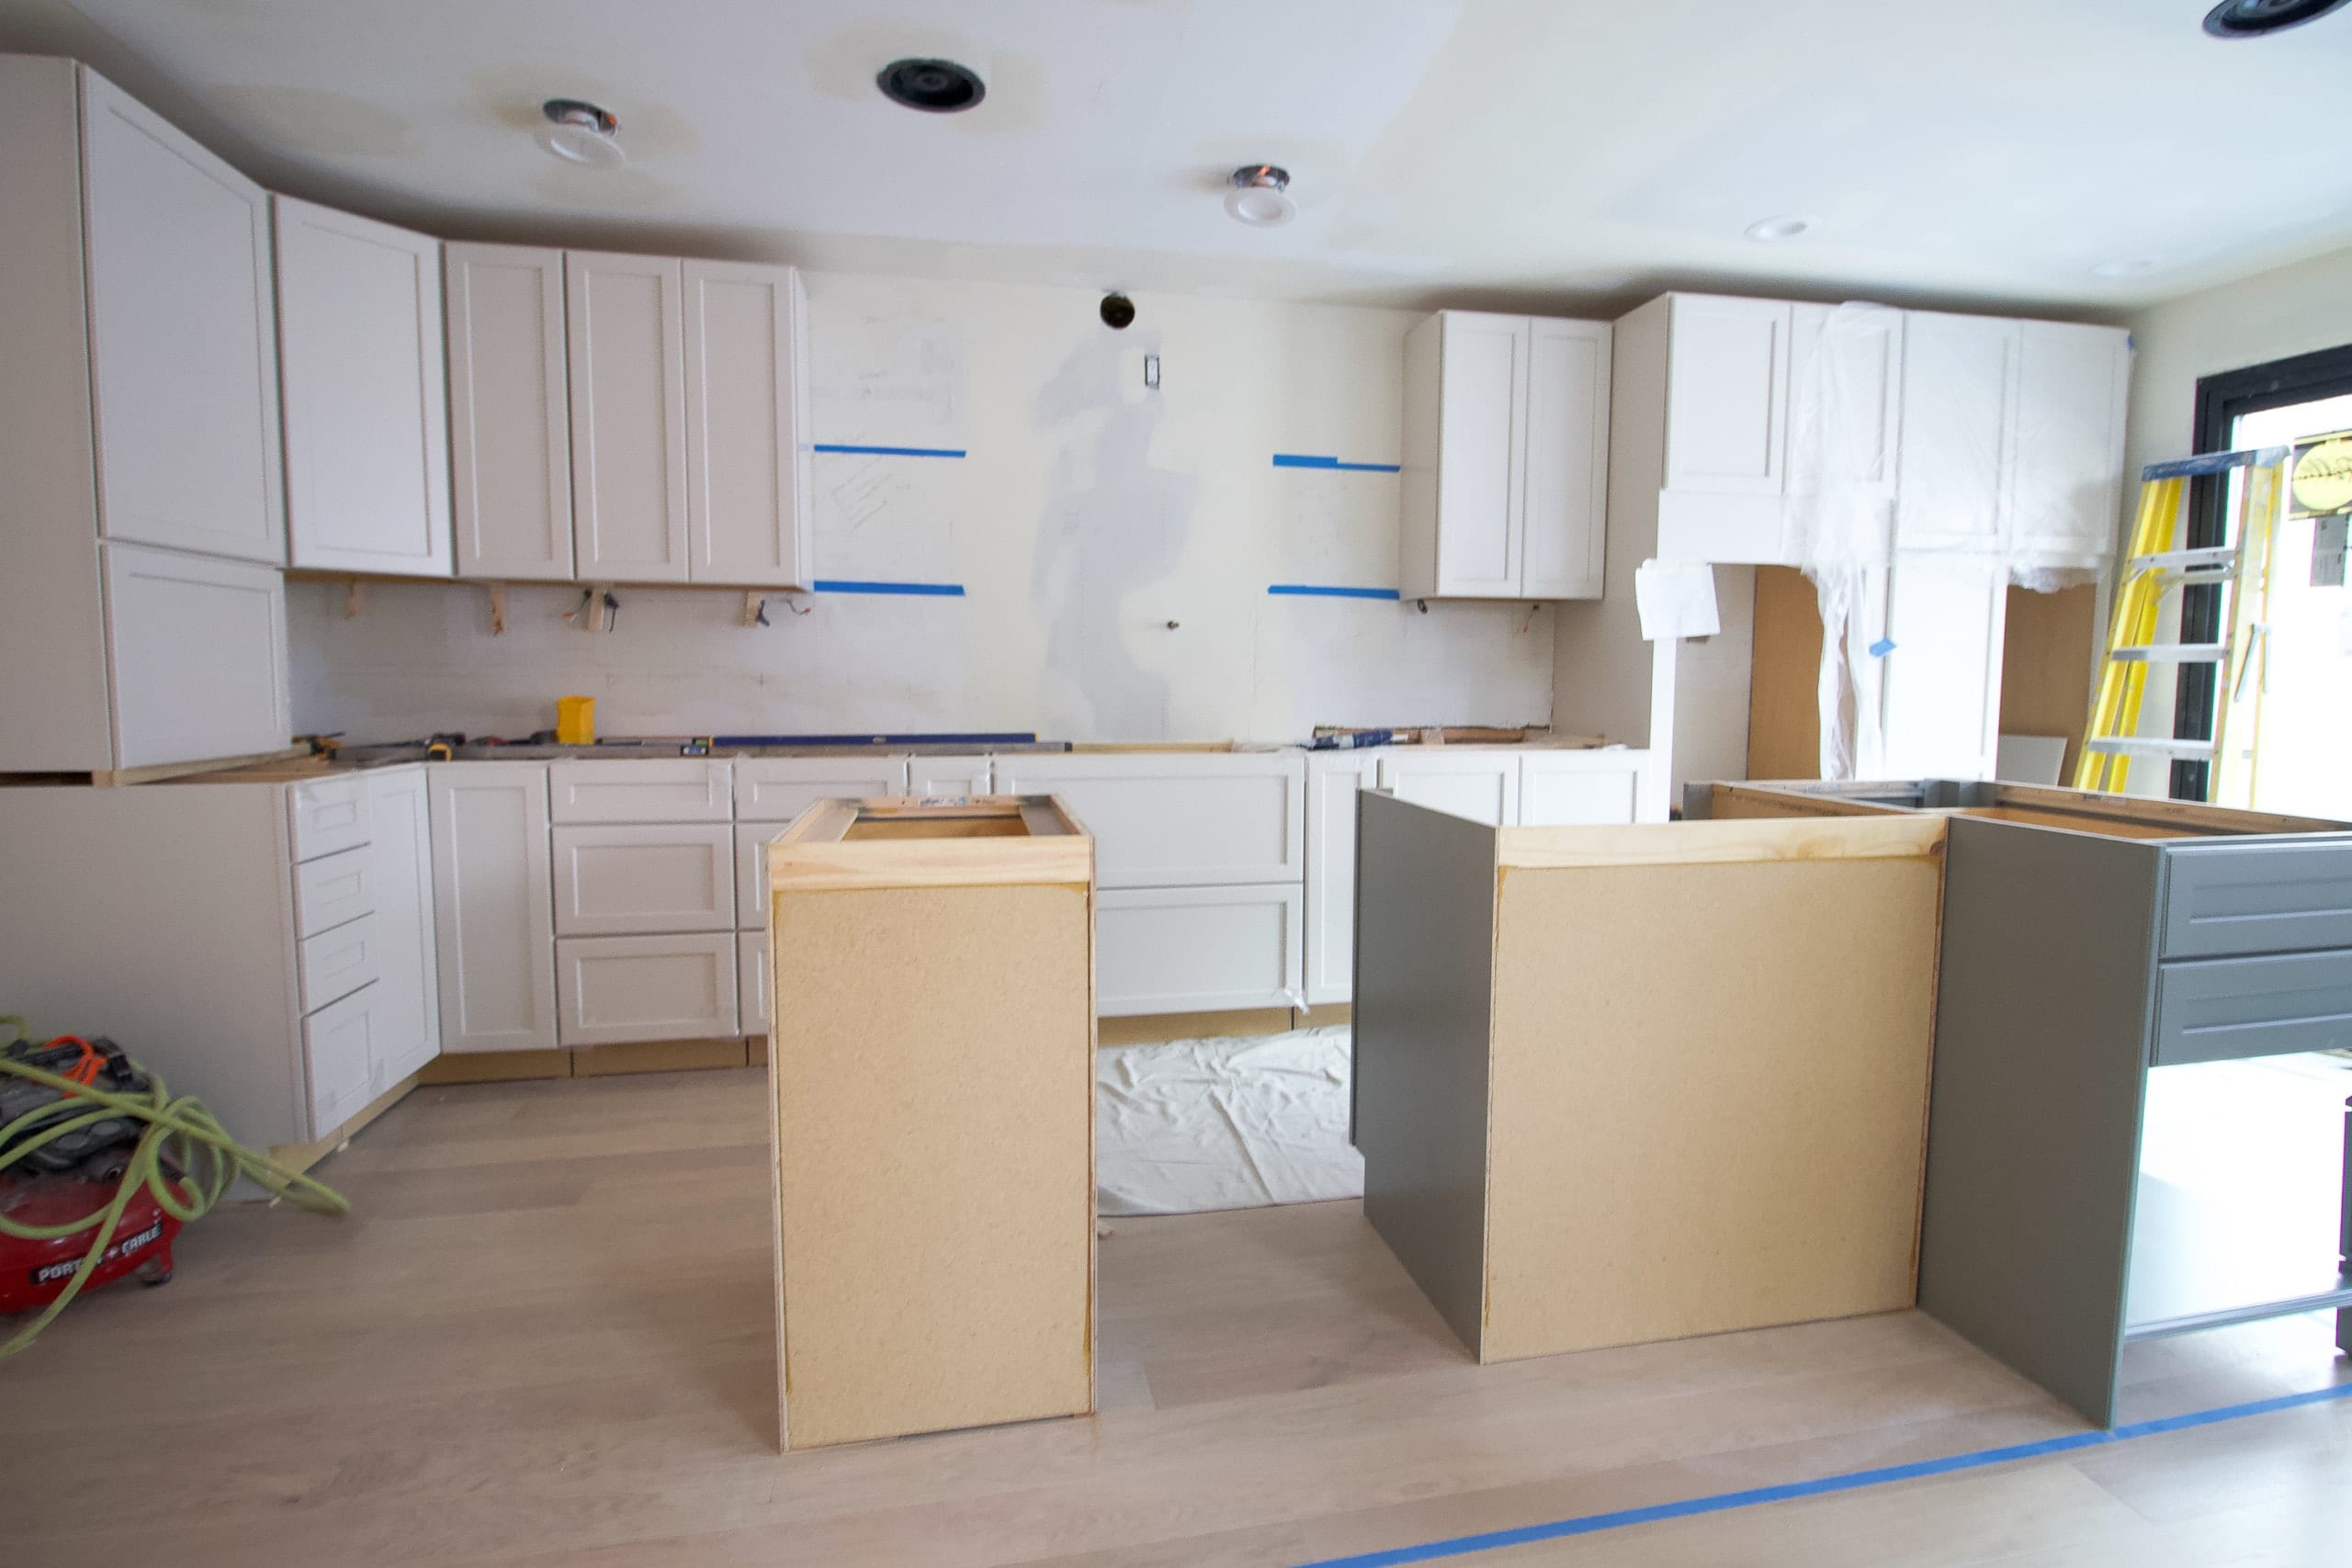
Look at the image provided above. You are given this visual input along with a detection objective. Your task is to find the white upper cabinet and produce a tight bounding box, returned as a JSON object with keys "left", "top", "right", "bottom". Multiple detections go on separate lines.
{"left": 1877, "top": 556, "right": 2009, "bottom": 780}
{"left": 567, "top": 251, "right": 690, "bottom": 582}
{"left": 2007, "top": 321, "right": 2132, "bottom": 573}
{"left": 1664, "top": 297, "right": 1792, "bottom": 496}
{"left": 79, "top": 66, "right": 283, "bottom": 565}
{"left": 1894, "top": 310, "right": 2018, "bottom": 555}
{"left": 275, "top": 197, "right": 451, "bottom": 577}
{"left": 1401, "top": 310, "right": 1610, "bottom": 600}
{"left": 446, "top": 243, "right": 573, "bottom": 580}
{"left": 684, "top": 260, "right": 813, "bottom": 588}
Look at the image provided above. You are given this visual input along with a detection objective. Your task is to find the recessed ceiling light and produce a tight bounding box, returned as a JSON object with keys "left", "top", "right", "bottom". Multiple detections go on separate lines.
{"left": 2203, "top": 0, "right": 2349, "bottom": 37}
{"left": 877, "top": 58, "right": 987, "bottom": 113}
{"left": 1225, "top": 165, "right": 1295, "bottom": 227}
{"left": 1743, "top": 215, "right": 1815, "bottom": 243}
{"left": 537, "top": 98, "right": 623, "bottom": 167}
{"left": 2090, "top": 257, "right": 2166, "bottom": 278}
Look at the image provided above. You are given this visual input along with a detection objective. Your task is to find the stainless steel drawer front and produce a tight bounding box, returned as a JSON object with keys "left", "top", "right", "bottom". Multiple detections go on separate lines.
{"left": 2152, "top": 948, "right": 2352, "bottom": 1067}
{"left": 2161, "top": 840, "right": 2352, "bottom": 959}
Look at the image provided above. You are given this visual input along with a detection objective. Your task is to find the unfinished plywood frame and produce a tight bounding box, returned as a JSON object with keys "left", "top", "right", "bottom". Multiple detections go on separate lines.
{"left": 1354, "top": 791, "right": 1946, "bottom": 1365}
{"left": 765, "top": 795, "right": 1095, "bottom": 1450}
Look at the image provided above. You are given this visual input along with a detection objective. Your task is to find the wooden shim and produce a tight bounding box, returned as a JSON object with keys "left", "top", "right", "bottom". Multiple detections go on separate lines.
{"left": 1481, "top": 841, "right": 1944, "bottom": 1361}
{"left": 1497, "top": 813, "right": 1944, "bottom": 870}
{"left": 1990, "top": 782, "right": 2347, "bottom": 837}
{"left": 771, "top": 881, "right": 1094, "bottom": 1449}
{"left": 87, "top": 743, "right": 311, "bottom": 788}
{"left": 1699, "top": 781, "right": 1914, "bottom": 821}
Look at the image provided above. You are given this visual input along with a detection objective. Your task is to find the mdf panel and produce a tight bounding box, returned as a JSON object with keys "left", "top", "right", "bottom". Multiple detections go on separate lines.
{"left": 684, "top": 260, "right": 810, "bottom": 587}
{"left": 0, "top": 56, "right": 111, "bottom": 772}
{"left": 1747, "top": 565, "right": 1825, "bottom": 782}
{"left": 101, "top": 542, "right": 289, "bottom": 769}
{"left": 275, "top": 197, "right": 451, "bottom": 577}
{"left": 567, "top": 251, "right": 688, "bottom": 581}
{"left": 1481, "top": 850, "right": 1941, "bottom": 1361}
{"left": 79, "top": 67, "right": 283, "bottom": 565}
{"left": 772, "top": 882, "right": 1093, "bottom": 1448}
{"left": 1520, "top": 318, "right": 1610, "bottom": 600}
{"left": 1432, "top": 311, "right": 1525, "bottom": 595}
{"left": 1664, "top": 296, "right": 1790, "bottom": 495}
{"left": 445, "top": 243, "right": 573, "bottom": 580}
{"left": 429, "top": 762, "right": 558, "bottom": 1054}
{"left": 556, "top": 931, "right": 735, "bottom": 1046}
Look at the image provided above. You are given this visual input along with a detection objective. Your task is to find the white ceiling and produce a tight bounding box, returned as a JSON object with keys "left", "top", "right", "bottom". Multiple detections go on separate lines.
{"left": 8, "top": 0, "right": 2352, "bottom": 315}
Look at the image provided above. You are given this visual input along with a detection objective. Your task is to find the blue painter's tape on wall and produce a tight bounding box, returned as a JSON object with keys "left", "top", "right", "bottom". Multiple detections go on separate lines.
{"left": 1268, "top": 584, "right": 1403, "bottom": 601}
{"left": 810, "top": 580, "right": 967, "bottom": 597}
{"left": 812, "top": 444, "right": 968, "bottom": 459}
{"left": 1272, "top": 453, "right": 1403, "bottom": 474}
{"left": 1868, "top": 637, "right": 1896, "bottom": 658}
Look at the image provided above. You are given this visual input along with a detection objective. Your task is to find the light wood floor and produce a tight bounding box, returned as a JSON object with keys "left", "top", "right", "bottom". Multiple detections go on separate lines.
{"left": 6, "top": 1067, "right": 2346, "bottom": 1566}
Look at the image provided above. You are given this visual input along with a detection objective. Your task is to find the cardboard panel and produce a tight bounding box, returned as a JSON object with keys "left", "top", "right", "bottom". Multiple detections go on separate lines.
{"left": 1481, "top": 848, "right": 1941, "bottom": 1361}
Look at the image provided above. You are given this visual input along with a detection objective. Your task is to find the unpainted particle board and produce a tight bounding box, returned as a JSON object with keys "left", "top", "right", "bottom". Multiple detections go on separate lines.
{"left": 770, "top": 879, "right": 1094, "bottom": 1449}
{"left": 1480, "top": 846, "right": 1943, "bottom": 1362}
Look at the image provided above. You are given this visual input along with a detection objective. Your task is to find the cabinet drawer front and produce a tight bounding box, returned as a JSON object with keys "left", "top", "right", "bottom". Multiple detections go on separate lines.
{"left": 2162, "top": 840, "right": 2352, "bottom": 960}
{"left": 553, "top": 824, "right": 734, "bottom": 936}
{"left": 288, "top": 776, "right": 370, "bottom": 862}
{"left": 1096, "top": 885, "right": 1302, "bottom": 1017}
{"left": 299, "top": 911, "right": 380, "bottom": 1014}
{"left": 907, "top": 755, "right": 992, "bottom": 797}
{"left": 293, "top": 844, "right": 375, "bottom": 938}
{"left": 733, "top": 757, "right": 907, "bottom": 820}
{"left": 301, "top": 981, "right": 380, "bottom": 1141}
{"left": 2153, "top": 950, "right": 2352, "bottom": 1067}
{"left": 548, "top": 759, "right": 732, "bottom": 823}
{"left": 739, "top": 930, "right": 771, "bottom": 1036}
{"left": 994, "top": 756, "right": 1306, "bottom": 886}
{"left": 557, "top": 932, "right": 737, "bottom": 1047}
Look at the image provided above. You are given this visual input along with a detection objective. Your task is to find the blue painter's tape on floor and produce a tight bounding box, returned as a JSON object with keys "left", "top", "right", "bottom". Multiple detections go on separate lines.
{"left": 809, "top": 580, "right": 967, "bottom": 597}
{"left": 1272, "top": 453, "right": 1403, "bottom": 474}
{"left": 1268, "top": 584, "right": 1404, "bottom": 602}
{"left": 1289, "top": 1381, "right": 2352, "bottom": 1568}
{"left": 812, "top": 443, "right": 968, "bottom": 458}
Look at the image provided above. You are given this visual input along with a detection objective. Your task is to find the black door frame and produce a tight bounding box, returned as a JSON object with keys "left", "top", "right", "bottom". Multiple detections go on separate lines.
{"left": 2177, "top": 343, "right": 2352, "bottom": 798}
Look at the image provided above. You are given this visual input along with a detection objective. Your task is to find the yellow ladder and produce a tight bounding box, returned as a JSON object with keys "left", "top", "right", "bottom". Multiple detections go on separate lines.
{"left": 2075, "top": 448, "right": 2284, "bottom": 795}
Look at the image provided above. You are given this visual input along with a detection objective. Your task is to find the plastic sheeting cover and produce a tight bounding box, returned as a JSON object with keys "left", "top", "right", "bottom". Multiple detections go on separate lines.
{"left": 1096, "top": 1026, "right": 1364, "bottom": 1216}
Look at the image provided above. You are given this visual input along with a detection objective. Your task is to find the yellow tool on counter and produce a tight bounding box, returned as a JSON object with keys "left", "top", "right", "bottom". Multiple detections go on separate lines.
{"left": 556, "top": 695, "right": 596, "bottom": 746}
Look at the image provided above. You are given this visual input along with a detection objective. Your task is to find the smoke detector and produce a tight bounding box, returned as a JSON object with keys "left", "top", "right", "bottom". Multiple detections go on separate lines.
{"left": 537, "top": 99, "right": 624, "bottom": 167}
{"left": 2203, "top": 0, "right": 2349, "bottom": 36}
{"left": 1225, "top": 165, "right": 1295, "bottom": 227}
{"left": 877, "top": 58, "right": 987, "bottom": 113}
{"left": 1744, "top": 215, "right": 1816, "bottom": 243}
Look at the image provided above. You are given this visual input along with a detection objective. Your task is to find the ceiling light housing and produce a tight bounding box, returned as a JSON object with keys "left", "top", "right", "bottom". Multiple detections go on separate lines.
{"left": 538, "top": 98, "right": 624, "bottom": 167}
{"left": 1744, "top": 214, "right": 1815, "bottom": 243}
{"left": 2203, "top": 0, "right": 2350, "bottom": 36}
{"left": 877, "top": 58, "right": 987, "bottom": 113}
{"left": 1225, "top": 165, "right": 1295, "bottom": 227}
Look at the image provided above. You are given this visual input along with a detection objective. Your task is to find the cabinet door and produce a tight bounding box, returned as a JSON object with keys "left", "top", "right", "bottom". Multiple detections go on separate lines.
{"left": 684, "top": 260, "right": 811, "bottom": 587}
{"left": 275, "top": 197, "right": 451, "bottom": 577}
{"left": 446, "top": 243, "right": 573, "bottom": 580}
{"left": 552, "top": 823, "right": 735, "bottom": 936}
{"left": 79, "top": 68, "right": 284, "bottom": 565}
{"left": 1895, "top": 311, "right": 2018, "bottom": 554}
{"left": 1431, "top": 311, "right": 1528, "bottom": 596}
{"left": 1877, "top": 555, "right": 2007, "bottom": 780}
{"left": 993, "top": 753, "right": 1306, "bottom": 886}
{"left": 429, "top": 762, "right": 558, "bottom": 1054}
{"left": 908, "top": 755, "right": 993, "bottom": 797}
{"left": 1520, "top": 319, "right": 1611, "bottom": 600}
{"left": 2008, "top": 321, "right": 2131, "bottom": 572}
{"left": 1789, "top": 302, "right": 1904, "bottom": 490}
{"left": 1665, "top": 296, "right": 1792, "bottom": 496}
{"left": 1096, "top": 885, "right": 1303, "bottom": 1017}
{"left": 1376, "top": 750, "right": 1519, "bottom": 827}
{"left": 302, "top": 981, "right": 382, "bottom": 1140}
{"left": 1518, "top": 750, "right": 1651, "bottom": 826}
{"left": 1304, "top": 752, "right": 1380, "bottom": 1007}
{"left": 101, "top": 542, "right": 288, "bottom": 769}
{"left": 557, "top": 932, "right": 737, "bottom": 1046}
{"left": 363, "top": 767, "right": 442, "bottom": 1088}
{"left": 567, "top": 251, "right": 688, "bottom": 581}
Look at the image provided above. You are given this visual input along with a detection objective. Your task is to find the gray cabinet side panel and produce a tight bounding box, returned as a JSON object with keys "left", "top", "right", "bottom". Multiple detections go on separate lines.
{"left": 1354, "top": 790, "right": 1498, "bottom": 1357}
{"left": 1918, "top": 817, "right": 2159, "bottom": 1427}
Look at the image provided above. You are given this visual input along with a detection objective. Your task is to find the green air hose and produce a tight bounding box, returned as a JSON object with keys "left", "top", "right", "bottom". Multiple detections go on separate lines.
{"left": 0, "top": 1014, "right": 349, "bottom": 1359}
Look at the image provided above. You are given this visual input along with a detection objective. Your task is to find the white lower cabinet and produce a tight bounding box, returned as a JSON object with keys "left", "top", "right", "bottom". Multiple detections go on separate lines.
{"left": 558, "top": 932, "right": 737, "bottom": 1045}
{"left": 1096, "top": 885, "right": 1303, "bottom": 1018}
{"left": 552, "top": 823, "right": 734, "bottom": 937}
{"left": 101, "top": 541, "right": 289, "bottom": 769}
{"left": 1376, "top": 750, "right": 1520, "bottom": 826}
{"left": 907, "top": 754, "right": 992, "bottom": 796}
{"left": 992, "top": 752, "right": 1305, "bottom": 886}
{"left": 363, "top": 766, "right": 442, "bottom": 1087}
{"left": 1519, "top": 749, "right": 1656, "bottom": 826}
{"left": 430, "top": 762, "right": 558, "bottom": 1054}
{"left": 302, "top": 981, "right": 383, "bottom": 1137}
{"left": 1304, "top": 752, "right": 1381, "bottom": 1007}
{"left": 739, "top": 930, "right": 770, "bottom": 1036}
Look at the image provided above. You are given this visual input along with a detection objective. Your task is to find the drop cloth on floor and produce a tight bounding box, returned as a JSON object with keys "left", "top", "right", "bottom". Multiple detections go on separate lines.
{"left": 1095, "top": 1025, "right": 1364, "bottom": 1216}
